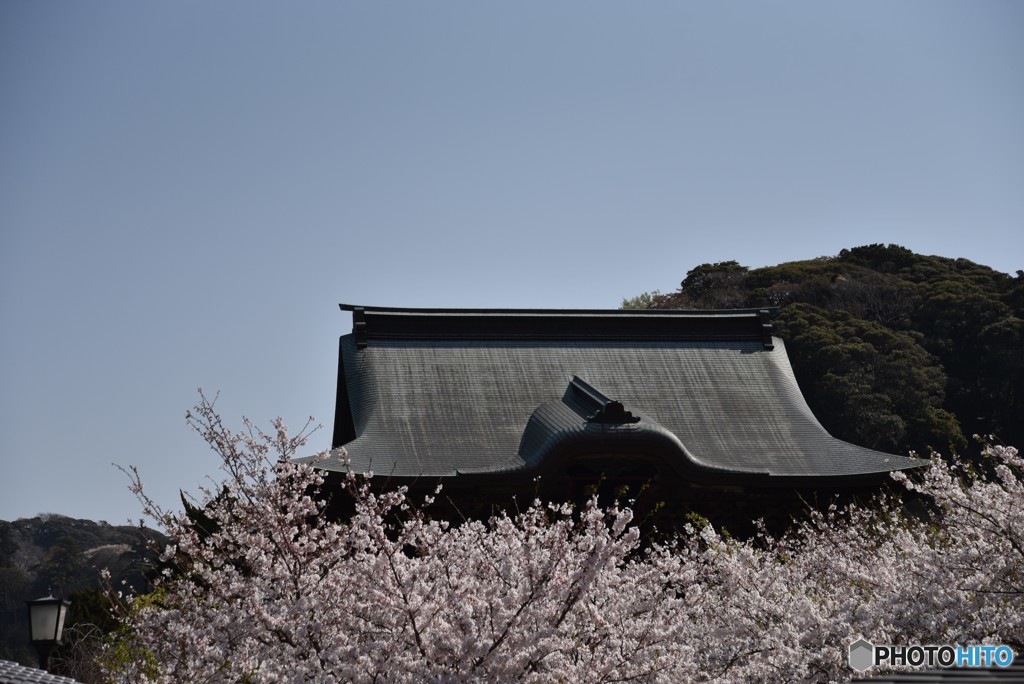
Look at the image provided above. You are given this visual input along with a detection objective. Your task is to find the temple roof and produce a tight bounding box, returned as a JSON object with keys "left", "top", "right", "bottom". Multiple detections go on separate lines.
{"left": 312, "top": 305, "right": 923, "bottom": 485}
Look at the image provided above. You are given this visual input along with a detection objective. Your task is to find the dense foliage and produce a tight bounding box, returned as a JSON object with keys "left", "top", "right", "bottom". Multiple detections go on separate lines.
{"left": 104, "top": 397, "right": 1022, "bottom": 682}
{"left": 624, "top": 245, "right": 1024, "bottom": 455}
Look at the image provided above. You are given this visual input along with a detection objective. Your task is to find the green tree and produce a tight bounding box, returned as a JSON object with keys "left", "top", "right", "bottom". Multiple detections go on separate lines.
{"left": 620, "top": 291, "right": 661, "bottom": 310}
{"left": 678, "top": 261, "right": 749, "bottom": 308}
{"left": 836, "top": 243, "right": 922, "bottom": 273}
{"left": 772, "top": 304, "right": 964, "bottom": 454}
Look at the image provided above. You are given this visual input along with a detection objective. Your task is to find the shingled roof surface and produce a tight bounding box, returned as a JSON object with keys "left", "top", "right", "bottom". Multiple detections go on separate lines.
{"left": 314, "top": 305, "right": 922, "bottom": 483}
{"left": 0, "top": 660, "right": 81, "bottom": 684}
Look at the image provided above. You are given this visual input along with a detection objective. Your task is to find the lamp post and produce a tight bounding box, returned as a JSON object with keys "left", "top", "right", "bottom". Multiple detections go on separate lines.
{"left": 26, "top": 593, "right": 71, "bottom": 672}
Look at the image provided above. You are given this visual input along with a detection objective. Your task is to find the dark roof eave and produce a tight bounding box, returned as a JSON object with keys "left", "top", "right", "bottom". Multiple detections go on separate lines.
{"left": 308, "top": 450, "right": 927, "bottom": 491}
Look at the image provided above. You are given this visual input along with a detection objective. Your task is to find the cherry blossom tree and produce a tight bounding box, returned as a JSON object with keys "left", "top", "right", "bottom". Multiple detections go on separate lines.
{"left": 104, "top": 394, "right": 1022, "bottom": 682}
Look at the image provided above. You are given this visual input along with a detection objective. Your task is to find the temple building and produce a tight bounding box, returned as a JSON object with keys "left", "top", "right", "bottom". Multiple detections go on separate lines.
{"left": 311, "top": 304, "right": 923, "bottom": 528}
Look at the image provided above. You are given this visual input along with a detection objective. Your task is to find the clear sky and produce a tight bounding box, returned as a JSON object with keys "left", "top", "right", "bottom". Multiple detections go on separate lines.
{"left": 2, "top": 1, "right": 1022, "bottom": 524}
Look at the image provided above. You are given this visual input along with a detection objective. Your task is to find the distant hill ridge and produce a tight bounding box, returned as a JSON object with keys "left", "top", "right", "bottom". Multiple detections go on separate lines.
{"left": 0, "top": 514, "right": 163, "bottom": 666}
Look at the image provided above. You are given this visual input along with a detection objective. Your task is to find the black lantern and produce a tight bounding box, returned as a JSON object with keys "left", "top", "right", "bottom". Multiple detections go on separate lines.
{"left": 26, "top": 593, "right": 71, "bottom": 671}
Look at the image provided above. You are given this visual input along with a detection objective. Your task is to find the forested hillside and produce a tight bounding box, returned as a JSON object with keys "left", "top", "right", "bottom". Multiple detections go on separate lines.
{"left": 0, "top": 515, "right": 161, "bottom": 667}
{"left": 624, "top": 244, "right": 1024, "bottom": 456}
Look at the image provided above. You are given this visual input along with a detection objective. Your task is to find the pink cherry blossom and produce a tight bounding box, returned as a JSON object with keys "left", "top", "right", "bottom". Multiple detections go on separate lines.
{"left": 105, "top": 395, "right": 1022, "bottom": 682}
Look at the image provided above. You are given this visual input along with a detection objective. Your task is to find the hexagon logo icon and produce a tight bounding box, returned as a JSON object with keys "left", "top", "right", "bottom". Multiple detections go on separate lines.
{"left": 849, "top": 639, "right": 874, "bottom": 672}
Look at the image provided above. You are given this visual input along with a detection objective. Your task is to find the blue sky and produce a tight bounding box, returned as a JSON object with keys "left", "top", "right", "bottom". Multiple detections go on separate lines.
{"left": 2, "top": 1, "right": 1022, "bottom": 524}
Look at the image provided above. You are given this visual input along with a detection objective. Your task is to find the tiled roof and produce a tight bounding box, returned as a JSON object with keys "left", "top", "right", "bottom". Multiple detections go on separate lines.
{"left": 0, "top": 661, "right": 80, "bottom": 684}
{"left": 314, "top": 306, "right": 923, "bottom": 484}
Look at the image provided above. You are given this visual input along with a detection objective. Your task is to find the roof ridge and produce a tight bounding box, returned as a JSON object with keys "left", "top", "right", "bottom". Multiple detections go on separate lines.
{"left": 340, "top": 303, "right": 778, "bottom": 316}
{"left": 344, "top": 305, "right": 778, "bottom": 349}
